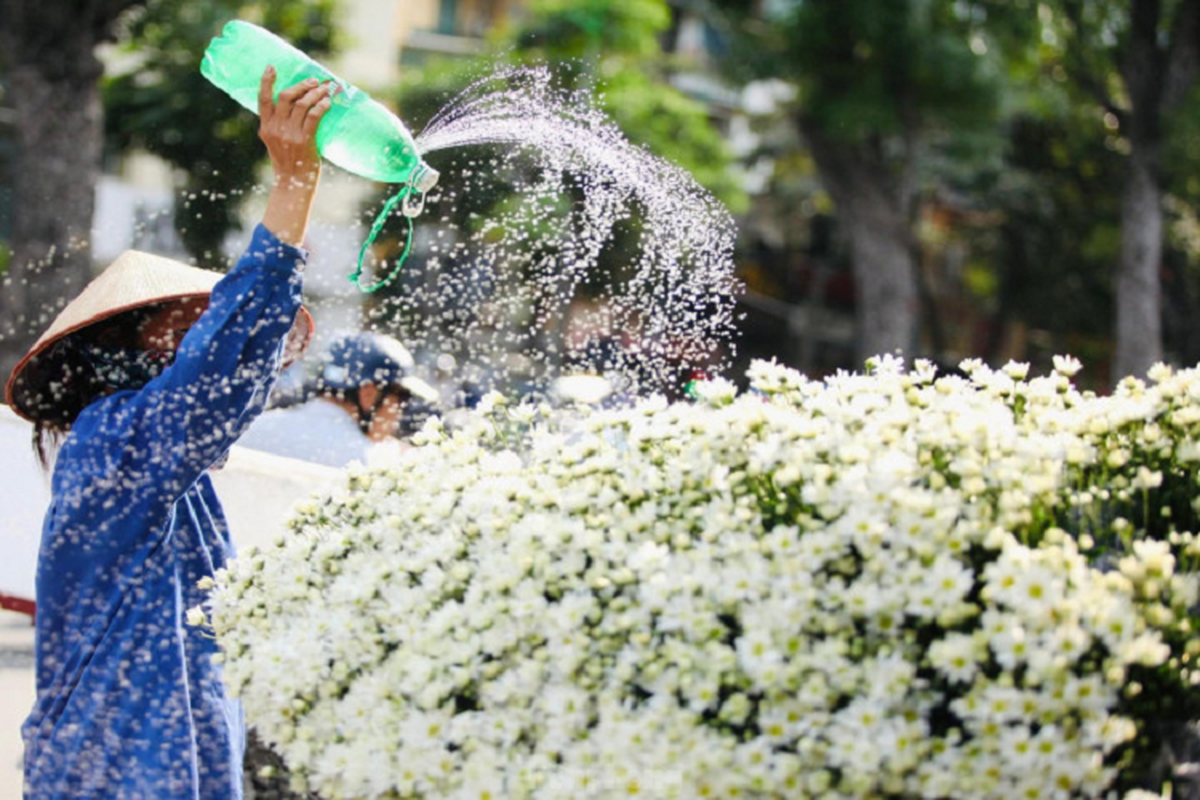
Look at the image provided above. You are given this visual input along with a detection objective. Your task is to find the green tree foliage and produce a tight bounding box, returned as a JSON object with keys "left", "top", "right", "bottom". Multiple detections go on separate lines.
{"left": 510, "top": 0, "right": 744, "bottom": 208}
{"left": 955, "top": 103, "right": 1125, "bottom": 382}
{"left": 713, "top": 0, "right": 1034, "bottom": 364}
{"left": 1161, "top": 96, "right": 1200, "bottom": 368}
{"left": 104, "top": 0, "right": 338, "bottom": 267}
{"left": 1018, "top": 1, "right": 1200, "bottom": 379}
{"left": 381, "top": 0, "right": 744, "bottom": 234}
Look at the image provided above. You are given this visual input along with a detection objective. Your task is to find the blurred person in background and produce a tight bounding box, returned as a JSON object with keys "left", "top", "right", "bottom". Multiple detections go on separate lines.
{"left": 239, "top": 331, "right": 438, "bottom": 468}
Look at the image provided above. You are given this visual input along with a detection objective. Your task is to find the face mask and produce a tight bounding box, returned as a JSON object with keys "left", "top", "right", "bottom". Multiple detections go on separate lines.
{"left": 75, "top": 341, "right": 176, "bottom": 390}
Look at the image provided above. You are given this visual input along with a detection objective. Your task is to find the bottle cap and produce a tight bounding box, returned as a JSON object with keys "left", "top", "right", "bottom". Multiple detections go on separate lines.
{"left": 412, "top": 163, "right": 439, "bottom": 194}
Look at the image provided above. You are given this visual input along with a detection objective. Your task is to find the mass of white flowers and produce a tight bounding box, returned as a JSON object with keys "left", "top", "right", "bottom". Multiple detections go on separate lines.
{"left": 202, "top": 356, "right": 1200, "bottom": 800}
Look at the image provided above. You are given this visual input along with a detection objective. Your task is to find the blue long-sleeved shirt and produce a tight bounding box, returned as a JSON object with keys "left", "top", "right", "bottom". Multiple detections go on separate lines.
{"left": 22, "top": 225, "right": 306, "bottom": 799}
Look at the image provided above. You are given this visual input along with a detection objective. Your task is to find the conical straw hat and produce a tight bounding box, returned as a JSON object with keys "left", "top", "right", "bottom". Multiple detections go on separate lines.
{"left": 5, "top": 249, "right": 314, "bottom": 423}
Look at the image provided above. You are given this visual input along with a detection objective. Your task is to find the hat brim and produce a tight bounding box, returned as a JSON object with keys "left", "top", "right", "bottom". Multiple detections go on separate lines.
{"left": 5, "top": 288, "right": 315, "bottom": 425}
{"left": 398, "top": 375, "right": 439, "bottom": 404}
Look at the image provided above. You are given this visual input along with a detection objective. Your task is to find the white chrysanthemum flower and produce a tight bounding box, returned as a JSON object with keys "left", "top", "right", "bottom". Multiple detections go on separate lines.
{"left": 1053, "top": 354, "right": 1083, "bottom": 377}
{"left": 929, "top": 632, "right": 984, "bottom": 684}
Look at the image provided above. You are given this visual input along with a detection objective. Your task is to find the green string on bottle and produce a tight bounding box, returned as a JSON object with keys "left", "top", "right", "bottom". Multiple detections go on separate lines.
{"left": 350, "top": 185, "right": 414, "bottom": 293}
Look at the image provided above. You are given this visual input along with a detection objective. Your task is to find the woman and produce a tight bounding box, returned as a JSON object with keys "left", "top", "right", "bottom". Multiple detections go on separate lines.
{"left": 4, "top": 67, "right": 331, "bottom": 799}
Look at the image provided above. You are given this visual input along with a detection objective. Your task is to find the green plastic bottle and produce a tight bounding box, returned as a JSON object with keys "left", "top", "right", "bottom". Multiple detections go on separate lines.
{"left": 202, "top": 20, "right": 438, "bottom": 193}
{"left": 201, "top": 20, "right": 438, "bottom": 291}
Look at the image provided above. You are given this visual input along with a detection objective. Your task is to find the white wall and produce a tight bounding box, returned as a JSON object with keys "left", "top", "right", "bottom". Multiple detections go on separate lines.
{"left": 0, "top": 407, "right": 50, "bottom": 602}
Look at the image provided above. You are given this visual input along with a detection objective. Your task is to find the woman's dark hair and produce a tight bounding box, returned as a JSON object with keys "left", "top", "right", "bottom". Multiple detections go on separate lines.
{"left": 30, "top": 307, "right": 154, "bottom": 469}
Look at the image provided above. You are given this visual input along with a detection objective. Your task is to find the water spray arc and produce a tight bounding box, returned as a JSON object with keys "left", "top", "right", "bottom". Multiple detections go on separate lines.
{"left": 201, "top": 22, "right": 742, "bottom": 398}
